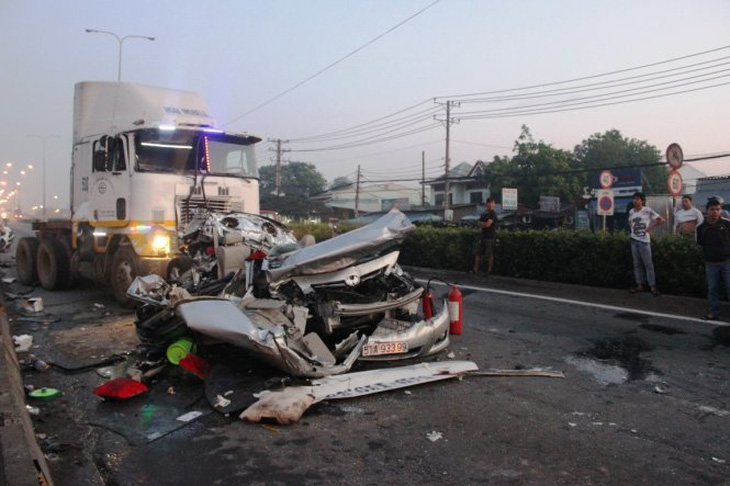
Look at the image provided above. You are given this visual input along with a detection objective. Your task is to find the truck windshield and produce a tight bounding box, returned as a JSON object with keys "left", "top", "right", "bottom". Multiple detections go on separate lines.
{"left": 134, "top": 129, "right": 258, "bottom": 178}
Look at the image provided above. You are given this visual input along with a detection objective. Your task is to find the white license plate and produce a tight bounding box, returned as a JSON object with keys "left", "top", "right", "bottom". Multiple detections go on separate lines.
{"left": 362, "top": 341, "right": 408, "bottom": 357}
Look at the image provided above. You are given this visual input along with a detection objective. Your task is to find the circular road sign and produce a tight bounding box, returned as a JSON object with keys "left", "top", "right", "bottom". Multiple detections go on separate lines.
{"left": 666, "top": 143, "right": 684, "bottom": 170}
{"left": 599, "top": 170, "right": 613, "bottom": 189}
{"left": 668, "top": 170, "right": 683, "bottom": 197}
{"left": 599, "top": 195, "right": 614, "bottom": 213}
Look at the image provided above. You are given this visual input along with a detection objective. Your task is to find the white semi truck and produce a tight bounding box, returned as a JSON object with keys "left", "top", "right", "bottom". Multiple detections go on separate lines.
{"left": 16, "top": 81, "right": 261, "bottom": 305}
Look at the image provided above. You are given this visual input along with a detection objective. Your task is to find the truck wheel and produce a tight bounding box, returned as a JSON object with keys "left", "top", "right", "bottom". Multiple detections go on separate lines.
{"left": 16, "top": 237, "right": 40, "bottom": 285}
{"left": 37, "top": 239, "right": 72, "bottom": 290}
{"left": 166, "top": 256, "right": 194, "bottom": 283}
{"left": 110, "top": 246, "right": 139, "bottom": 307}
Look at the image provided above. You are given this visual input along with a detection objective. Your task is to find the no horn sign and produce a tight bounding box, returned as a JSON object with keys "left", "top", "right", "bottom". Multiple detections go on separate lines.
{"left": 597, "top": 189, "right": 614, "bottom": 216}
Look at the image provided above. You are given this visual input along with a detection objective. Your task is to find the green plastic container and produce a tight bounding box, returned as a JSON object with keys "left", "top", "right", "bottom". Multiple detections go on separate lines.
{"left": 166, "top": 337, "right": 195, "bottom": 365}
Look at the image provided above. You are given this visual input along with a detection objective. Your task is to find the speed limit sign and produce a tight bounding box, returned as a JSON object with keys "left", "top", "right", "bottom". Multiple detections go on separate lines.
{"left": 668, "top": 170, "right": 683, "bottom": 196}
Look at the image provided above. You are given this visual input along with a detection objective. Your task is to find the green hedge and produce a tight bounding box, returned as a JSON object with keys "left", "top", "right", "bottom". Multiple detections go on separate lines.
{"left": 399, "top": 227, "right": 707, "bottom": 298}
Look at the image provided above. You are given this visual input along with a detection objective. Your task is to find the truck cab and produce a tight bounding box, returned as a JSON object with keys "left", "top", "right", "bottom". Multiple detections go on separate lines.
{"left": 16, "top": 81, "right": 261, "bottom": 305}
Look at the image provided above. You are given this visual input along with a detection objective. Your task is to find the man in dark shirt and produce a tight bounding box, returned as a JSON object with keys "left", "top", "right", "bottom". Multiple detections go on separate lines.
{"left": 473, "top": 197, "right": 498, "bottom": 275}
{"left": 696, "top": 198, "right": 730, "bottom": 320}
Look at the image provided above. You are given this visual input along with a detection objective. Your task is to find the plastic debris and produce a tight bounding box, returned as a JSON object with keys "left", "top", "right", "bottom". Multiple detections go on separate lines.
{"left": 25, "top": 405, "right": 40, "bottom": 415}
{"left": 21, "top": 297, "right": 44, "bottom": 313}
{"left": 214, "top": 395, "right": 232, "bottom": 408}
{"left": 12, "top": 334, "right": 33, "bottom": 352}
{"left": 447, "top": 352, "right": 456, "bottom": 359}
{"left": 28, "top": 388, "right": 61, "bottom": 401}
{"left": 179, "top": 353, "right": 210, "bottom": 379}
{"left": 29, "top": 355, "right": 51, "bottom": 371}
{"left": 176, "top": 411, "right": 203, "bottom": 422}
{"left": 93, "top": 378, "right": 148, "bottom": 400}
{"left": 426, "top": 431, "right": 443, "bottom": 442}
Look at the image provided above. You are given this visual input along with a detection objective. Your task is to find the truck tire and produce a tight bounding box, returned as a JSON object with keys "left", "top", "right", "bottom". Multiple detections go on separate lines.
{"left": 37, "top": 238, "right": 73, "bottom": 290}
{"left": 16, "top": 237, "right": 40, "bottom": 285}
{"left": 60, "top": 237, "right": 78, "bottom": 289}
{"left": 110, "top": 246, "right": 139, "bottom": 307}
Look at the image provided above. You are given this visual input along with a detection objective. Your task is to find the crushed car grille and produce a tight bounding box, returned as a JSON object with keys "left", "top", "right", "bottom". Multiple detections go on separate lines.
{"left": 176, "top": 197, "right": 232, "bottom": 226}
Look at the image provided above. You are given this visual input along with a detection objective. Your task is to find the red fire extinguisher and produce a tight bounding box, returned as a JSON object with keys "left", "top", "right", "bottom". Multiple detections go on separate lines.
{"left": 422, "top": 284, "right": 435, "bottom": 319}
{"left": 448, "top": 285, "right": 463, "bottom": 335}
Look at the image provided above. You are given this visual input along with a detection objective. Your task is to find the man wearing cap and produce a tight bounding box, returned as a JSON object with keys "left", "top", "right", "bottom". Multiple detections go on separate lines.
{"left": 674, "top": 195, "right": 704, "bottom": 236}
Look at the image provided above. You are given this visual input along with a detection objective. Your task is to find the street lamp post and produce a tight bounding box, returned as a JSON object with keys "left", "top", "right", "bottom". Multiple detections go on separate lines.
{"left": 27, "top": 134, "right": 58, "bottom": 222}
{"left": 85, "top": 29, "right": 155, "bottom": 82}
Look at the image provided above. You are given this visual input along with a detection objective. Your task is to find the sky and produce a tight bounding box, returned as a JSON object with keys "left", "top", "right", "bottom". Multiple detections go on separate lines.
{"left": 1, "top": 0, "right": 729, "bottom": 212}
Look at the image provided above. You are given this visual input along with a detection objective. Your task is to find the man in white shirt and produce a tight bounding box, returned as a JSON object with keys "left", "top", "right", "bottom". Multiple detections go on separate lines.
{"left": 628, "top": 192, "right": 664, "bottom": 295}
{"left": 674, "top": 195, "right": 704, "bottom": 236}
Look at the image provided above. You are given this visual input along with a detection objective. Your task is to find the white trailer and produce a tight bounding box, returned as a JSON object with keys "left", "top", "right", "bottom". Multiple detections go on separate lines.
{"left": 17, "top": 81, "right": 261, "bottom": 305}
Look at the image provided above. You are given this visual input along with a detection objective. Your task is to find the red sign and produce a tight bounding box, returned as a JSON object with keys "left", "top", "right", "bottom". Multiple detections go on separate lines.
{"left": 666, "top": 143, "right": 684, "bottom": 170}
{"left": 668, "top": 170, "right": 683, "bottom": 197}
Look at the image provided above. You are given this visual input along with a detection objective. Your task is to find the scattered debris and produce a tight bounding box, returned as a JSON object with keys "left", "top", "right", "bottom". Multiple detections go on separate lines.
{"left": 2, "top": 277, "right": 16, "bottom": 284}
{"left": 176, "top": 411, "right": 204, "bottom": 423}
{"left": 93, "top": 378, "right": 148, "bottom": 401}
{"left": 167, "top": 387, "right": 176, "bottom": 395}
{"left": 179, "top": 354, "right": 211, "bottom": 379}
{"left": 25, "top": 405, "right": 40, "bottom": 415}
{"left": 214, "top": 395, "right": 232, "bottom": 409}
{"left": 711, "top": 457, "right": 726, "bottom": 464}
{"left": 404, "top": 390, "right": 412, "bottom": 395}
{"left": 568, "top": 422, "right": 577, "bottom": 427}
{"left": 468, "top": 369, "right": 565, "bottom": 378}
{"left": 28, "top": 355, "right": 51, "bottom": 371}
{"left": 426, "top": 431, "right": 443, "bottom": 442}
{"left": 447, "top": 352, "right": 456, "bottom": 359}
{"left": 654, "top": 385, "right": 669, "bottom": 395}
{"left": 12, "top": 334, "right": 33, "bottom": 352}
{"left": 240, "top": 361, "right": 478, "bottom": 424}
{"left": 28, "top": 388, "right": 61, "bottom": 401}
{"left": 21, "top": 297, "right": 44, "bottom": 313}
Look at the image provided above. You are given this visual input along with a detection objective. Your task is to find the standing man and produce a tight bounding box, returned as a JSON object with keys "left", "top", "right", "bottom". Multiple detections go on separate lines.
{"left": 628, "top": 192, "right": 664, "bottom": 295}
{"left": 674, "top": 194, "right": 704, "bottom": 236}
{"left": 696, "top": 198, "right": 730, "bottom": 320}
{"left": 473, "top": 197, "right": 498, "bottom": 275}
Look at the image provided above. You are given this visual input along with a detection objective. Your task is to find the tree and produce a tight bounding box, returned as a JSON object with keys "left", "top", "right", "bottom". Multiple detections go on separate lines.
{"left": 331, "top": 176, "right": 353, "bottom": 191}
{"left": 259, "top": 161, "right": 330, "bottom": 218}
{"left": 573, "top": 130, "right": 666, "bottom": 193}
{"left": 481, "top": 125, "right": 583, "bottom": 207}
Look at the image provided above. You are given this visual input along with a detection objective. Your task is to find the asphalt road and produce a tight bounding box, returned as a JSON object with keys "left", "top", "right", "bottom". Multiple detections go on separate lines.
{"left": 1, "top": 238, "right": 729, "bottom": 485}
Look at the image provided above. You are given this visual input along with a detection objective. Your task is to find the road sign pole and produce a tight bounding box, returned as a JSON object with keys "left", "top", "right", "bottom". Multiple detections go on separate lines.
{"left": 603, "top": 214, "right": 606, "bottom": 234}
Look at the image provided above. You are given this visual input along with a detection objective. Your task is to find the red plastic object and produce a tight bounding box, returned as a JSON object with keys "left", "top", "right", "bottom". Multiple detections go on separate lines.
{"left": 93, "top": 378, "right": 148, "bottom": 400}
{"left": 245, "top": 250, "right": 268, "bottom": 261}
{"left": 179, "top": 353, "right": 210, "bottom": 379}
{"left": 447, "top": 286, "right": 463, "bottom": 335}
{"left": 422, "top": 287, "right": 434, "bottom": 319}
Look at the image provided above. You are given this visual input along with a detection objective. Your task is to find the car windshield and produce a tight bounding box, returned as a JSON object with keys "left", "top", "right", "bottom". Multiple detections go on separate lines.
{"left": 134, "top": 129, "right": 258, "bottom": 178}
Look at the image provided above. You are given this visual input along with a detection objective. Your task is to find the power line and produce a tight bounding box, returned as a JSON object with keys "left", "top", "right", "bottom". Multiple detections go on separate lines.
{"left": 458, "top": 80, "right": 730, "bottom": 120}
{"left": 435, "top": 44, "right": 730, "bottom": 100}
{"left": 223, "top": 0, "right": 442, "bottom": 126}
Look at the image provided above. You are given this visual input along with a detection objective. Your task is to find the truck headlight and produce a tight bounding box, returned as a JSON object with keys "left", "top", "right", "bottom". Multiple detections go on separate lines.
{"left": 152, "top": 233, "right": 171, "bottom": 254}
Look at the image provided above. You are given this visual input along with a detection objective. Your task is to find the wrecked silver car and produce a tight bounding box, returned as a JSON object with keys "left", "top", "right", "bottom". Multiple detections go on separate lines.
{"left": 131, "top": 210, "right": 450, "bottom": 378}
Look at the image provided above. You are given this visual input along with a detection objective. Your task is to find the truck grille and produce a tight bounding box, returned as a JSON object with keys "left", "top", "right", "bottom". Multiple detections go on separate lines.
{"left": 176, "top": 197, "right": 231, "bottom": 226}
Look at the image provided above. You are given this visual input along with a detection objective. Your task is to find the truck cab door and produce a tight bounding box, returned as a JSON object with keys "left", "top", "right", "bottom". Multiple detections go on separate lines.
{"left": 89, "top": 136, "right": 131, "bottom": 225}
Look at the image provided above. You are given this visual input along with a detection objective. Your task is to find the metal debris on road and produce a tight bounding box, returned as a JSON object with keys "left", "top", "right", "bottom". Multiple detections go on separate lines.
{"left": 12, "top": 334, "right": 33, "bottom": 352}
{"left": 240, "top": 361, "right": 478, "bottom": 424}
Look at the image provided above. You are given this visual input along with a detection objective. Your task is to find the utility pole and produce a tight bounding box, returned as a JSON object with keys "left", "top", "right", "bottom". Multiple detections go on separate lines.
{"left": 434, "top": 100, "right": 459, "bottom": 219}
{"left": 268, "top": 139, "right": 290, "bottom": 196}
{"left": 354, "top": 165, "right": 361, "bottom": 218}
{"left": 421, "top": 151, "right": 426, "bottom": 207}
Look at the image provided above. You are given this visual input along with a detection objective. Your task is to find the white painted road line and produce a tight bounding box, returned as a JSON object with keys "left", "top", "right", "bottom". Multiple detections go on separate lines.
{"left": 417, "top": 279, "right": 730, "bottom": 328}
